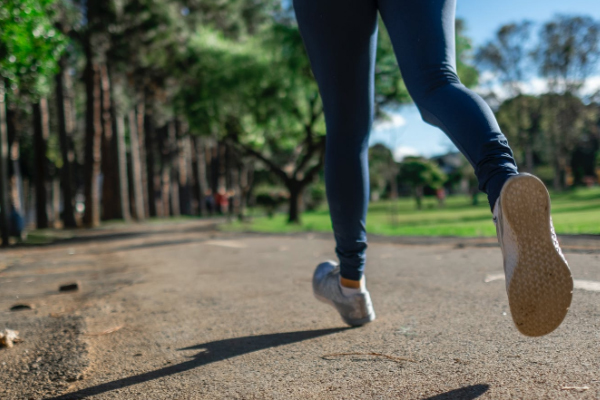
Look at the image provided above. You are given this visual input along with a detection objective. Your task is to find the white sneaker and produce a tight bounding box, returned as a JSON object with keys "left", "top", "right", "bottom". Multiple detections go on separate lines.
{"left": 312, "top": 261, "right": 375, "bottom": 326}
{"left": 494, "top": 174, "right": 573, "bottom": 336}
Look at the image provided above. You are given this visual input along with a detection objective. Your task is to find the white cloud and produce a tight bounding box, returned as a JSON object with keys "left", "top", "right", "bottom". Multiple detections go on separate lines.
{"left": 477, "top": 73, "right": 600, "bottom": 100}
{"left": 393, "top": 145, "right": 420, "bottom": 162}
{"left": 586, "top": 76, "right": 600, "bottom": 94}
{"left": 373, "top": 114, "right": 406, "bottom": 131}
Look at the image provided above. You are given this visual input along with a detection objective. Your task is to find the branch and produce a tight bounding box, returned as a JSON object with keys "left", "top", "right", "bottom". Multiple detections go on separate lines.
{"left": 226, "top": 136, "right": 289, "bottom": 184}
{"left": 295, "top": 136, "right": 325, "bottom": 178}
{"left": 301, "top": 145, "right": 326, "bottom": 185}
{"left": 295, "top": 98, "right": 324, "bottom": 177}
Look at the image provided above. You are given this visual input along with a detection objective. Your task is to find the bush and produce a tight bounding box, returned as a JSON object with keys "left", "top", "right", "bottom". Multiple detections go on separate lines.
{"left": 255, "top": 190, "right": 288, "bottom": 218}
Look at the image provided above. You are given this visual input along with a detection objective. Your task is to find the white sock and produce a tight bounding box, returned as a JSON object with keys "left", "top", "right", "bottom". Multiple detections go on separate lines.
{"left": 339, "top": 277, "right": 367, "bottom": 297}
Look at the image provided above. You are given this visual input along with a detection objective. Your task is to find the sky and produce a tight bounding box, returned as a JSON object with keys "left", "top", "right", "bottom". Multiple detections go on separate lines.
{"left": 370, "top": 0, "right": 600, "bottom": 159}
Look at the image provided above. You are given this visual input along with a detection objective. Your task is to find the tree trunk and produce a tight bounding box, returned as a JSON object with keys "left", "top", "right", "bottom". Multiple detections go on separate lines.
{"left": 524, "top": 144, "right": 534, "bottom": 173}
{"left": 7, "top": 108, "right": 24, "bottom": 216}
{"left": 238, "top": 162, "right": 254, "bottom": 220}
{"left": 144, "top": 112, "right": 158, "bottom": 217}
{"left": 170, "top": 179, "right": 180, "bottom": 217}
{"left": 176, "top": 123, "right": 192, "bottom": 215}
{"left": 287, "top": 182, "right": 304, "bottom": 224}
{"left": 52, "top": 178, "right": 60, "bottom": 227}
{"left": 136, "top": 99, "right": 149, "bottom": 217}
{"left": 389, "top": 161, "right": 398, "bottom": 200}
{"left": 100, "top": 64, "right": 121, "bottom": 221}
{"left": 114, "top": 109, "right": 131, "bottom": 221}
{"left": 209, "top": 142, "right": 219, "bottom": 193}
{"left": 414, "top": 186, "right": 423, "bottom": 210}
{"left": 128, "top": 110, "right": 145, "bottom": 221}
{"left": 193, "top": 137, "right": 208, "bottom": 216}
{"left": 33, "top": 99, "right": 50, "bottom": 229}
{"left": 163, "top": 121, "right": 178, "bottom": 217}
{"left": 471, "top": 191, "right": 479, "bottom": 206}
{"left": 553, "top": 158, "right": 562, "bottom": 191}
{"left": 23, "top": 179, "right": 30, "bottom": 227}
{"left": 0, "top": 81, "right": 10, "bottom": 245}
{"left": 104, "top": 68, "right": 131, "bottom": 222}
{"left": 83, "top": 53, "right": 103, "bottom": 227}
{"left": 160, "top": 167, "right": 171, "bottom": 217}
{"left": 218, "top": 141, "right": 227, "bottom": 191}
{"left": 55, "top": 55, "right": 78, "bottom": 228}
{"left": 229, "top": 169, "right": 239, "bottom": 220}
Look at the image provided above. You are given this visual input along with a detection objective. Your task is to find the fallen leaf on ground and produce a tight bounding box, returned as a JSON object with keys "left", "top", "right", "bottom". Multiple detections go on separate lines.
{"left": 203, "top": 240, "right": 247, "bottom": 249}
{"left": 84, "top": 326, "right": 124, "bottom": 336}
{"left": 321, "top": 352, "right": 415, "bottom": 363}
{"left": 573, "top": 280, "right": 600, "bottom": 292}
{"left": 483, "top": 273, "right": 505, "bottom": 283}
{"left": 0, "top": 329, "right": 23, "bottom": 348}
{"left": 561, "top": 386, "right": 589, "bottom": 392}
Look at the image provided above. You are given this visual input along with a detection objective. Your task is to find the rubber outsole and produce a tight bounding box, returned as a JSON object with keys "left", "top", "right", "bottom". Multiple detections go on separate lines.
{"left": 500, "top": 174, "right": 573, "bottom": 337}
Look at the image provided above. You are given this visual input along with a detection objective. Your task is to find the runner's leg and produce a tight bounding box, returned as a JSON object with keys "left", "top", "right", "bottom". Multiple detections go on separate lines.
{"left": 378, "top": 0, "right": 518, "bottom": 209}
{"left": 294, "top": 0, "right": 378, "bottom": 281}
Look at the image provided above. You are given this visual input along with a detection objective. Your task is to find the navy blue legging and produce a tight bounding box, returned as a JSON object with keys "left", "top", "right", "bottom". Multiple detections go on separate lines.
{"left": 293, "top": 0, "right": 518, "bottom": 281}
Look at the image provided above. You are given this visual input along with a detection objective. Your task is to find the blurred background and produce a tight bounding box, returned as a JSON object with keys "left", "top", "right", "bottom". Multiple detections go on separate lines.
{"left": 0, "top": 0, "right": 599, "bottom": 244}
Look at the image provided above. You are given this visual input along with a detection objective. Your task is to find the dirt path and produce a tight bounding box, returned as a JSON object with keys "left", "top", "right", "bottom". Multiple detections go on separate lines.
{"left": 1, "top": 221, "right": 599, "bottom": 399}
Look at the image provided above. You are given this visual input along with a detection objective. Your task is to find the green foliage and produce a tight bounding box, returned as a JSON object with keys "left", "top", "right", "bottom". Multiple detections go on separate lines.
{"left": 455, "top": 19, "right": 479, "bottom": 88}
{"left": 182, "top": 0, "right": 278, "bottom": 39}
{"left": 480, "top": 15, "right": 600, "bottom": 187}
{"left": 497, "top": 95, "right": 540, "bottom": 139}
{"left": 538, "top": 92, "right": 587, "bottom": 162}
{"left": 445, "top": 153, "right": 476, "bottom": 188}
{"left": 374, "top": 22, "right": 411, "bottom": 108}
{"left": 0, "top": 0, "right": 66, "bottom": 100}
{"left": 398, "top": 157, "right": 447, "bottom": 190}
{"left": 496, "top": 94, "right": 542, "bottom": 168}
{"left": 179, "top": 22, "right": 325, "bottom": 165}
{"left": 476, "top": 21, "right": 533, "bottom": 95}
{"left": 368, "top": 143, "right": 396, "bottom": 198}
{"left": 535, "top": 15, "right": 600, "bottom": 93}
{"left": 255, "top": 188, "right": 288, "bottom": 217}
{"left": 398, "top": 157, "right": 447, "bottom": 209}
{"left": 179, "top": 27, "right": 275, "bottom": 135}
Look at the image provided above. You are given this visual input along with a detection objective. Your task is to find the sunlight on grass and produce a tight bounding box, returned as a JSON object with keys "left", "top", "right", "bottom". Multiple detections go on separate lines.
{"left": 225, "top": 187, "right": 600, "bottom": 237}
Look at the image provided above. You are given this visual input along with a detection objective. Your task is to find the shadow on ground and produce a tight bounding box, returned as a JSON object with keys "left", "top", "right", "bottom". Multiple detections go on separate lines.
{"left": 17, "top": 220, "right": 222, "bottom": 248}
{"left": 47, "top": 328, "right": 348, "bottom": 399}
{"left": 422, "top": 384, "right": 489, "bottom": 399}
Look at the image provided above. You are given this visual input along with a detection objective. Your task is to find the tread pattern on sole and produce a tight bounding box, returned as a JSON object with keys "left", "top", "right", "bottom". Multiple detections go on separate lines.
{"left": 500, "top": 175, "right": 573, "bottom": 337}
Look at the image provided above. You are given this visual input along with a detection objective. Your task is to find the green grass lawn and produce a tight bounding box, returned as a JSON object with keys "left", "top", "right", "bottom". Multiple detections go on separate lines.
{"left": 225, "top": 187, "right": 600, "bottom": 237}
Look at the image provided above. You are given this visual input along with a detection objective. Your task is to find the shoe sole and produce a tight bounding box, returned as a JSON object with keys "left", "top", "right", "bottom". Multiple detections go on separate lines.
{"left": 313, "top": 293, "right": 376, "bottom": 327}
{"left": 500, "top": 174, "right": 573, "bottom": 337}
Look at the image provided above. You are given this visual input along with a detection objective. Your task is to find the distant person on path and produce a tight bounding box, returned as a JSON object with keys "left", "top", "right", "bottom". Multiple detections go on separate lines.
{"left": 215, "top": 187, "right": 229, "bottom": 215}
{"left": 297, "top": 0, "right": 573, "bottom": 336}
{"left": 204, "top": 189, "right": 216, "bottom": 215}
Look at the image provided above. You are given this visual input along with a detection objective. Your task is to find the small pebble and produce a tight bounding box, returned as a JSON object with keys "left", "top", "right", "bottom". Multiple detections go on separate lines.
{"left": 59, "top": 282, "right": 80, "bottom": 292}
